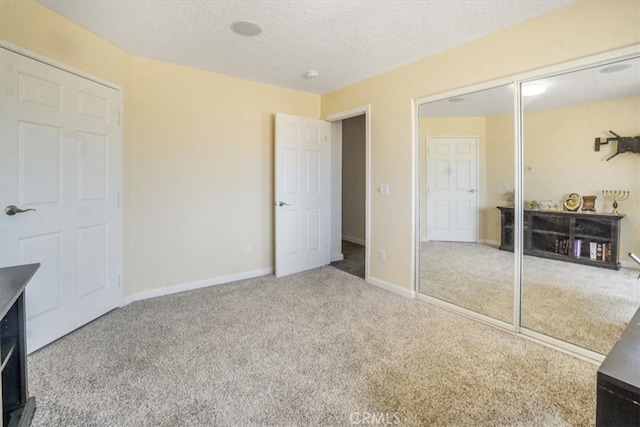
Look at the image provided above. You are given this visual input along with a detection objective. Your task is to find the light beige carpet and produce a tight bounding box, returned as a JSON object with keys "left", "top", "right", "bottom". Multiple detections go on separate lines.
{"left": 420, "top": 241, "right": 640, "bottom": 354}
{"left": 29, "top": 266, "right": 597, "bottom": 426}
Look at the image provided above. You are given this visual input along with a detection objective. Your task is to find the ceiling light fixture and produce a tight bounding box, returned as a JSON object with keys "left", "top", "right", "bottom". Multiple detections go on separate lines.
{"left": 231, "top": 21, "right": 262, "bottom": 37}
{"left": 599, "top": 63, "right": 632, "bottom": 74}
{"left": 522, "top": 83, "right": 546, "bottom": 97}
{"left": 304, "top": 70, "right": 319, "bottom": 79}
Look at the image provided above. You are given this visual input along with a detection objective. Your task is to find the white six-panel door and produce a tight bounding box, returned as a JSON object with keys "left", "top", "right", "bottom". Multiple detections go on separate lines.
{"left": 426, "top": 136, "right": 478, "bottom": 242}
{"left": 0, "top": 47, "right": 122, "bottom": 353}
{"left": 275, "top": 113, "right": 330, "bottom": 277}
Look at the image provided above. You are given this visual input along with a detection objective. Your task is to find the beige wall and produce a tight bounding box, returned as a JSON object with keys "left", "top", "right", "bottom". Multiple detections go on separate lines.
{"left": 523, "top": 96, "right": 640, "bottom": 257}
{"left": 2, "top": 0, "right": 639, "bottom": 296}
{"left": 341, "top": 115, "right": 366, "bottom": 243}
{"left": 322, "top": 0, "right": 640, "bottom": 290}
{"left": 1, "top": 0, "right": 320, "bottom": 296}
{"left": 127, "top": 57, "right": 319, "bottom": 293}
{"left": 485, "top": 114, "right": 515, "bottom": 244}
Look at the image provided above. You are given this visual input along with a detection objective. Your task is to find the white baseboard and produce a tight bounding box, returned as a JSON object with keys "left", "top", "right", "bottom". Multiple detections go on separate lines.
{"left": 121, "top": 267, "right": 274, "bottom": 306}
{"left": 621, "top": 259, "right": 640, "bottom": 270}
{"left": 367, "top": 276, "right": 416, "bottom": 299}
{"left": 342, "top": 235, "right": 365, "bottom": 246}
{"left": 331, "top": 254, "right": 344, "bottom": 262}
{"left": 478, "top": 239, "right": 500, "bottom": 247}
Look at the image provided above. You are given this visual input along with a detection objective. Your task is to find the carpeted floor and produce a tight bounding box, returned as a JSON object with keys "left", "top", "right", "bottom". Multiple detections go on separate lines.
{"left": 420, "top": 241, "right": 640, "bottom": 354}
{"left": 29, "top": 266, "right": 597, "bottom": 426}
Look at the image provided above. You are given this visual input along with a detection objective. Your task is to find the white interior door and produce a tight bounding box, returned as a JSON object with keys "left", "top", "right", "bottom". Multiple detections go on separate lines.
{"left": 426, "top": 136, "right": 478, "bottom": 242}
{"left": 0, "top": 48, "right": 122, "bottom": 353}
{"left": 275, "top": 113, "right": 330, "bottom": 277}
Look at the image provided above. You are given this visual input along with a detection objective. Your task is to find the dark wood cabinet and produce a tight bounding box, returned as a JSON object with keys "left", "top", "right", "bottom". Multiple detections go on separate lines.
{"left": 0, "top": 263, "right": 39, "bottom": 427}
{"left": 497, "top": 207, "right": 623, "bottom": 270}
{"left": 597, "top": 306, "right": 640, "bottom": 426}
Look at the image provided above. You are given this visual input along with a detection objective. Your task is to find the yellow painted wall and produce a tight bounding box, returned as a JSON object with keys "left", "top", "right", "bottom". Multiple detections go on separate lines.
{"left": 322, "top": 0, "right": 640, "bottom": 290}
{"left": 485, "top": 114, "right": 515, "bottom": 244}
{"left": 128, "top": 56, "right": 319, "bottom": 293}
{"left": 523, "top": 96, "right": 640, "bottom": 257}
{"left": 1, "top": 0, "right": 320, "bottom": 295}
{"left": 2, "top": 0, "right": 640, "bottom": 296}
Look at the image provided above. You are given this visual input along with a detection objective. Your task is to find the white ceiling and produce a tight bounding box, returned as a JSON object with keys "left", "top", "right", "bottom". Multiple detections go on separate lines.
{"left": 37, "top": 0, "right": 576, "bottom": 95}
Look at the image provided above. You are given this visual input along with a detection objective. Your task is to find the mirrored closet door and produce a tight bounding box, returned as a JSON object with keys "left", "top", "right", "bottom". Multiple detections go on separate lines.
{"left": 417, "top": 50, "right": 640, "bottom": 357}
{"left": 418, "top": 85, "right": 515, "bottom": 324}
{"left": 520, "top": 57, "right": 640, "bottom": 354}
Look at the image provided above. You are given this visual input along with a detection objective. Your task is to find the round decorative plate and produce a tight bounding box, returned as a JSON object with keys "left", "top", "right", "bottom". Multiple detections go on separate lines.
{"left": 564, "top": 193, "right": 581, "bottom": 211}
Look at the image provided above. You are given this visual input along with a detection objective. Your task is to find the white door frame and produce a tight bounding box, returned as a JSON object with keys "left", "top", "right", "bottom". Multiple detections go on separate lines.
{"left": 425, "top": 135, "right": 479, "bottom": 243}
{"left": 0, "top": 40, "right": 124, "bottom": 304}
{"left": 323, "top": 105, "right": 371, "bottom": 281}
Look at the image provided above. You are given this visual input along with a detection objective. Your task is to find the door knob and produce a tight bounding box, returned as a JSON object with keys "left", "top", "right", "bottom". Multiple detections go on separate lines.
{"left": 4, "top": 205, "right": 36, "bottom": 216}
{"left": 277, "top": 201, "right": 291, "bottom": 207}
{"left": 469, "top": 189, "right": 476, "bottom": 193}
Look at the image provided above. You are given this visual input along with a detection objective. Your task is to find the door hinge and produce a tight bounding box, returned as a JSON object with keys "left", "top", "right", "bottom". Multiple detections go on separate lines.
{"left": 116, "top": 193, "right": 121, "bottom": 207}
{"left": 118, "top": 111, "right": 121, "bottom": 126}
{"left": 117, "top": 275, "right": 121, "bottom": 289}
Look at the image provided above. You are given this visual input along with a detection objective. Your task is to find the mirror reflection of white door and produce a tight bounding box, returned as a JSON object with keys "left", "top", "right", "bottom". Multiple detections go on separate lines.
{"left": 275, "top": 113, "right": 330, "bottom": 277}
{"left": 0, "top": 48, "right": 122, "bottom": 353}
{"left": 426, "top": 136, "right": 478, "bottom": 242}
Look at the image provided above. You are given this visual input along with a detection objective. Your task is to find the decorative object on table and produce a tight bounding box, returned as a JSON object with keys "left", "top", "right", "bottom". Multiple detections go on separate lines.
{"left": 506, "top": 190, "right": 515, "bottom": 207}
{"left": 581, "top": 195, "right": 597, "bottom": 212}
{"left": 528, "top": 200, "right": 541, "bottom": 210}
{"left": 602, "top": 190, "right": 629, "bottom": 215}
{"left": 594, "top": 130, "right": 640, "bottom": 161}
{"left": 538, "top": 200, "right": 557, "bottom": 211}
{"left": 563, "top": 193, "right": 582, "bottom": 211}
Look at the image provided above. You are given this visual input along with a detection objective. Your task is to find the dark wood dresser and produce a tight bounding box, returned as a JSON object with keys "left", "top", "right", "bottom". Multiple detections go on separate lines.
{"left": 0, "top": 263, "right": 39, "bottom": 427}
{"left": 597, "top": 306, "right": 640, "bottom": 426}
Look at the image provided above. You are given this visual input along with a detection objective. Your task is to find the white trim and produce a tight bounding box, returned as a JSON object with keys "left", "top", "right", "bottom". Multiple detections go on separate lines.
{"left": 414, "top": 44, "right": 640, "bottom": 106}
{"left": 121, "top": 267, "right": 274, "bottom": 306}
{"left": 621, "top": 260, "right": 640, "bottom": 270}
{"left": 331, "top": 254, "right": 344, "bottom": 262}
{"left": 478, "top": 239, "right": 500, "bottom": 247}
{"left": 415, "top": 292, "right": 516, "bottom": 332}
{"left": 323, "top": 105, "right": 371, "bottom": 282}
{"left": 342, "top": 235, "right": 365, "bottom": 246}
{"left": 520, "top": 328, "right": 604, "bottom": 363}
{"left": 415, "top": 293, "right": 601, "bottom": 363}
{"left": 368, "top": 276, "right": 416, "bottom": 299}
{"left": 0, "top": 40, "right": 123, "bottom": 91}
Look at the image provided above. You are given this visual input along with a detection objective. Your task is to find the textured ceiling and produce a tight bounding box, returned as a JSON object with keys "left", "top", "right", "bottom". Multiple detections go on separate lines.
{"left": 37, "top": 0, "right": 576, "bottom": 94}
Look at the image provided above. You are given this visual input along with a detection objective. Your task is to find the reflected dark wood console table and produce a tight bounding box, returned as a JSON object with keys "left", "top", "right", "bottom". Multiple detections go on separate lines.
{"left": 0, "top": 263, "right": 39, "bottom": 427}
{"left": 597, "top": 306, "right": 640, "bottom": 425}
{"left": 497, "top": 207, "right": 623, "bottom": 270}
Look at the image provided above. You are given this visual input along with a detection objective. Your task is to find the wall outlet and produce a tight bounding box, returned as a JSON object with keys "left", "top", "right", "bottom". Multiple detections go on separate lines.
{"left": 378, "top": 249, "right": 386, "bottom": 261}
{"left": 244, "top": 243, "right": 251, "bottom": 254}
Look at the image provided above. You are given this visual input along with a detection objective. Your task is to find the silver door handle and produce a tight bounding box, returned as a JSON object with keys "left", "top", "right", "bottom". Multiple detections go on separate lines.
{"left": 469, "top": 189, "right": 476, "bottom": 193}
{"left": 4, "top": 205, "right": 36, "bottom": 216}
{"left": 277, "top": 201, "right": 290, "bottom": 207}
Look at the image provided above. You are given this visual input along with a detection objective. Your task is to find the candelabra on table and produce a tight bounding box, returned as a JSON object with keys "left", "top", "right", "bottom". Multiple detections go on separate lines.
{"left": 602, "top": 190, "right": 629, "bottom": 215}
